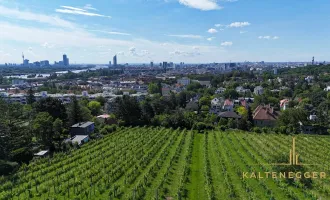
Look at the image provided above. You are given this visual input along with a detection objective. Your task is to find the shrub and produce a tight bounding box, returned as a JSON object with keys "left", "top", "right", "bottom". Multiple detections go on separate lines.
{"left": 0, "top": 160, "right": 19, "bottom": 176}
{"left": 252, "top": 127, "right": 262, "bottom": 133}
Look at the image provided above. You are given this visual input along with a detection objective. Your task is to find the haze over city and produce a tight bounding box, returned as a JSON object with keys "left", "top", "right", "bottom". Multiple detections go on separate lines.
{"left": 1, "top": 0, "right": 330, "bottom": 64}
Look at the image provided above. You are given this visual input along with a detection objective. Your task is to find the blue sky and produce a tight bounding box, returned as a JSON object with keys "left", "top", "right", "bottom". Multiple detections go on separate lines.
{"left": 0, "top": 0, "right": 330, "bottom": 64}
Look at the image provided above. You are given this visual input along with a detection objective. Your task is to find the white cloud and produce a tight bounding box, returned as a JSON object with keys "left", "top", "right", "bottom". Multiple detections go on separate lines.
{"left": 55, "top": 6, "right": 111, "bottom": 18}
{"left": 207, "top": 37, "right": 215, "bottom": 41}
{"left": 117, "top": 51, "right": 125, "bottom": 56}
{"left": 221, "top": 41, "right": 233, "bottom": 46}
{"left": 0, "top": 5, "right": 75, "bottom": 29}
{"left": 41, "top": 42, "right": 55, "bottom": 49}
{"left": 259, "top": 35, "right": 279, "bottom": 40}
{"left": 215, "top": 24, "right": 224, "bottom": 27}
{"left": 60, "top": 6, "right": 86, "bottom": 12}
{"left": 240, "top": 31, "right": 247, "bottom": 34}
{"left": 228, "top": 22, "right": 250, "bottom": 28}
{"left": 27, "top": 47, "right": 38, "bottom": 57}
{"left": 129, "top": 47, "right": 151, "bottom": 57}
{"left": 84, "top": 4, "right": 98, "bottom": 11}
{"left": 178, "top": 0, "right": 222, "bottom": 11}
{"left": 207, "top": 28, "right": 218, "bottom": 34}
{"left": 169, "top": 49, "right": 201, "bottom": 57}
{"left": 91, "top": 30, "right": 131, "bottom": 36}
{"left": 0, "top": 22, "right": 132, "bottom": 48}
{"left": 166, "top": 34, "right": 203, "bottom": 39}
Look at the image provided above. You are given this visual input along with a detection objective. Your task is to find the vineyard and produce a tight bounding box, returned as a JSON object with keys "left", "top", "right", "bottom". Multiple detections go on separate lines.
{"left": 1, "top": 127, "right": 330, "bottom": 200}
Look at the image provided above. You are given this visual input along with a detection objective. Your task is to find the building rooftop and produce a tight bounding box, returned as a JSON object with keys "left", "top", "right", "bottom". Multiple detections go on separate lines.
{"left": 71, "top": 121, "right": 94, "bottom": 128}
{"left": 71, "top": 135, "right": 89, "bottom": 145}
{"left": 34, "top": 150, "right": 49, "bottom": 156}
{"left": 218, "top": 111, "right": 241, "bottom": 119}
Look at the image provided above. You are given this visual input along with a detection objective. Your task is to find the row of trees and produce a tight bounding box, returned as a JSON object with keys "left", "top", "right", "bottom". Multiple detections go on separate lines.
{"left": 0, "top": 92, "right": 105, "bottom": 167}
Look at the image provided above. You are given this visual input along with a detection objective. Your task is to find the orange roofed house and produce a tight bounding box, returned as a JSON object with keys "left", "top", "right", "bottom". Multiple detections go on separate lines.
{"left": 253, "top": 105, "right": 280, "bottom": 127}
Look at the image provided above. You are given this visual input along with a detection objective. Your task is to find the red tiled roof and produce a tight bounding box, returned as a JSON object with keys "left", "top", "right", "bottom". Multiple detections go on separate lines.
{"left": 224, "top": 99, "right": 233, "bottom": 106}
{"left": 280, "top": 99, "right": 289, "bottom": 107}
{"left": 240, "top": 100, "right": 247, "bottom": 108}
{"left": 253, "top": 105, "right": 279, "bottom": 121}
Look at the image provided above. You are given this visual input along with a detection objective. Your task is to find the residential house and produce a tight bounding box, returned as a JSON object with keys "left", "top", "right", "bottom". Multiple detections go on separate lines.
{"left": 236, "top": 86, "right": 251, "bottom": 94}
{"left": 96, "top": 114, "right": 118, "bottom": 125}
{"left": 218, "top": 111, "right": 241, "bottom": 119}
{"left": 324, "top": 86, "right": 330, "bottom": 92}
{"left": 215, "top": 87, "right": 226, "bottom": 94}
{"left": 185, "top": 100, "right": 199, "bottom": 112}
{"left": 210, "top": 98, "right": 224, "bottom": 114}
{"left": 305, "top": 76, "right": 314, "bottom": 83}
{"left": 71, "top": 135, "right": 90, "bottom": 146}
{"left": 254, "top": 86, "right": 264, "bottom": 95}
{"left": 70, "top": 122, "right": 95, "bottom": 137}
{"left": 198, "top": 81, "right": 211, "bottom": 87}
{"left": 239, "top": 99, "right": 249, "bottom": 109}
{"left": 177, "top": 77, "right": 191, "bottom": 86}
{"left": 34, "top": 150, "right": 49, "bottom": 158}
{"left": 280, "top": 99, "right": 290, "bottom": 110}
{"left": 161, "top": 87, "right": 171, "bottom": 97}
{"left": 253, "top": 105, "right": 279, "bottom": 127}
{"left": 223, "top": 99, "right": 234, "bottom": 111}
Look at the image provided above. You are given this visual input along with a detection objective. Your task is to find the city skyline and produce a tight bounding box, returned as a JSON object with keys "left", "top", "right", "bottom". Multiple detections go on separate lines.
{"left": 1, "top": 0, "right": 330, "bottom": 64}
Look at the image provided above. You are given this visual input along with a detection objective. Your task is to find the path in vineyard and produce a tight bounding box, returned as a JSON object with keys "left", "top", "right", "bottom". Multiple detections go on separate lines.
{"left": 187, "top": 133, "right": 206, "bottom": 200}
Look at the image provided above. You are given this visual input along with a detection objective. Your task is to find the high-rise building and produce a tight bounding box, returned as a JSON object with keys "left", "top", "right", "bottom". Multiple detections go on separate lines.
{"left": 163, "top": 61, "right": 168, "bottom": 73}
{"left": 109, "top": 61, "right": 112, "bottom": 66}
{"left": 150, "top": 61, "right": 153, "bottom": 67}
{"left": 23, "top": 59, "right": 29, "bottom": 66}
{"left": 40, "top": 60, "right": 50, "bottom": 67}
{"left": 113, "top": 55, "right": 117, "bottom": 66}
{"left": 63, "top": 54, "right": 69, "bottom": 66}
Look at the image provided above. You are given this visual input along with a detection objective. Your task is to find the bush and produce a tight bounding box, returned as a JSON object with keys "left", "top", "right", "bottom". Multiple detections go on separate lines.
{"left": 219, "top": 125, "right": 227, "bottom": 131}
{"left": 10, "top": 147, "right": 33, "bottom": 164}
{"left": 0, "top": 160, "right": 19, "bottom": 176}
{"left": 262, "top": 127, "right": 269, "bottom": 133}
{"left": 100, "top": 125, "right": 118, "bottom": 135}
{"left": 252, "top": 127, "right": 262, "bottom": 133}
{"left": 192, "top": 122, "right": 214, "bottom": 133}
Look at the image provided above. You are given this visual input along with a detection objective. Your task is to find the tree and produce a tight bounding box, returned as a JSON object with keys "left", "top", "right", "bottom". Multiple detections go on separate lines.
{"left": 67, "top": 96, "right": 84, "bottom": 126}
{"left": 96, "top": 96, "right": 106, "bottom": 106}
{"left": 223, "top": 89, "right": 239, "bottom": 99}
{"left": 26, "top": 87, "right": 36, "bottom": 105}
{"left": 236, "top": 106, "right": 247, "bottom": 118}
{"left": 140, "top": 99, "right": 155, "bottom": 123}
{"left": 148, "top": 83, "right": 161, "bottom": 94}
{"left": 35, "top": 97, "right": 67, "bottom": 121}
{"left": 187, "top": 82, "right": 203, "bottom": 92}
{"left": 277, "top": 108, "right": 308, "bottom": 130}
{"left": 0, "top": 100, "right": 32, "bottom": 162}
{"left": 177, "top": 91, "right": 188, "bottom": 108}
{"left": 114, "top": 96, "right": 142, "bottom": 126}
{"left": 199, "top": 96, "right": 211, "bottom": 107}
{"left": 88, "top": 101, "right": 102, "bottom": 116}
{"left": 53, "top": 118, "right": 64, "bottom": 139}
{"left": 33, "top": 112, "right": 54, "bottom": 147}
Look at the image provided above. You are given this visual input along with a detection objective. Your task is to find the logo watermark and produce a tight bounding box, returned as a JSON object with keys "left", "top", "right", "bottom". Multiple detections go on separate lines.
{"left": 243, "top": 137, "right": 326, "bottom": 179}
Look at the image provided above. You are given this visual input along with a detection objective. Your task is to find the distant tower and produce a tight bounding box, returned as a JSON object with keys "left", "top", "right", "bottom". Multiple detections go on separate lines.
{"left": 63, "top": 54, "right": 69, "bottom": 66}
{"left": 150, "top": 61, "right": 153, "bottom": 67}
{"left": 113, "top": 55, "right": 117, "bottom": 66}
{"left": 163, "top": 61, "right": 167, "bottom": 73}
{"left": 22, "top": 52, "right": 24, "bottom": 65}
{"left": 312, "top": 56, "right": 315, "bottom": 65}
